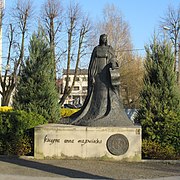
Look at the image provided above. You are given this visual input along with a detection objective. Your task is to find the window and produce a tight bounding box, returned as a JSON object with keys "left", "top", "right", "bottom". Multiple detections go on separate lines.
{"left": 82, "top": 76, "right": 88, "bottom": 81}
{"left": 75, "top": 77, "right": 80, "bottom": 81}
{"left": 82, "top": 86, "right": 87, "bottom": 91}
{"left": 73, "top": 86, "right": 79, "bottom": 91}
{"left": 65, "top": 77, "right": 71, "bottom": 81}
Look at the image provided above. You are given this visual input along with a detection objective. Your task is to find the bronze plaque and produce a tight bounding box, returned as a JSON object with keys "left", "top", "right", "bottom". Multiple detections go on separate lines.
{"left": 106, "top": 134, "right": 129, "bottom": 156}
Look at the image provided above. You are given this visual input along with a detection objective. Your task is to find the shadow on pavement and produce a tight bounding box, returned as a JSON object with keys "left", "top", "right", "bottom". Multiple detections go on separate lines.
{"left": 0, "top": 156, "right": 109, "bottom": 179}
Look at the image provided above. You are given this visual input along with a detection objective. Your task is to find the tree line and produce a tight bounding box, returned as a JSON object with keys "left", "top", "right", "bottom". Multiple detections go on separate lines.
{"left": 0, "top": 0, "right": 180, "bottom": 109}
{"left": 0, "top": 0, "right": 144, "bottom": 107}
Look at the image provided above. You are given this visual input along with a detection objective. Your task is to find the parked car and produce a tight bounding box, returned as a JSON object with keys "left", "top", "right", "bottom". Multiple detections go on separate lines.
{"left": 64, "top": 104, "right": 78, "bottom": 109}
{"left": 75, "top": 104, "right": 82, "bottom": 108}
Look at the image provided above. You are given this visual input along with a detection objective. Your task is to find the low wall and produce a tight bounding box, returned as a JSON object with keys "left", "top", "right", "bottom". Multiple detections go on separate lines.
{"left": 34, "top": 124, "right": 141, "bottom": 161}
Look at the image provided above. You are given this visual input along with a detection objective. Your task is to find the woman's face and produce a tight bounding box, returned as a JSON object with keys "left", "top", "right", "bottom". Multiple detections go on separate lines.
{"left": 100, "top": 35, "right": 107, "bottom": 45}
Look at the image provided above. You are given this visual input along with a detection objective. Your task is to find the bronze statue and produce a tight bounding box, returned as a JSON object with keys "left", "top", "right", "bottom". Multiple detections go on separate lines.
{"left": 69, "top": 34, "right": 133, "bottom": 127}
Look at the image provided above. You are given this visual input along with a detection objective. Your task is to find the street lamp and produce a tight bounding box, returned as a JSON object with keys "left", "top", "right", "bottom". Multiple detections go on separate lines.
{"left": 163, "top": 26, "right": 171, "bottom": 31}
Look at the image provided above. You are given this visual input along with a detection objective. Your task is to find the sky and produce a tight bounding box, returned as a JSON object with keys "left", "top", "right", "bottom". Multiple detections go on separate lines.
{"left": 3, "top": 0, "right": 180, "bottom": 56}
{"left": 76, "top": 0, "right": 180, "bottom": 55}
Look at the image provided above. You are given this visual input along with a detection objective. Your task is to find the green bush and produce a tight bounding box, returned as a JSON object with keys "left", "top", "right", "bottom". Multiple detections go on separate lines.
{"left": 142, "top": 139, "right": 179, "bottom": 160}
{"left": 0, "top": 110, "right": 47, "bottom": 156}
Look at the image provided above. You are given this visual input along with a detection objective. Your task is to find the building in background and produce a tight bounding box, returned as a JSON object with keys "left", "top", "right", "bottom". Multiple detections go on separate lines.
{"left": 60, "top": 69, "right": 88, "bottom": 106}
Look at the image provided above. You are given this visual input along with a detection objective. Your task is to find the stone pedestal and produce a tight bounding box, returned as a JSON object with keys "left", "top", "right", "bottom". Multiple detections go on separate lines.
{"left": 34, "top": 124, "right": 141, "bottom": 161}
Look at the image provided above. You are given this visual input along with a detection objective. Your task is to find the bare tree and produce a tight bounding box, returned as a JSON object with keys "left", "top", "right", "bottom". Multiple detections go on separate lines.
{"left": 59, "top": 2, "right": 91, "bottom": 105}
{"left": 160, "top": 5, "right": 180, "bottom": 84}
{"left": 0, "top": 0, "right": 34, "bottom": 106}
{"left": 120, "top": 55, "right": 144, "bottom": 108}
{"left": 41, "top": 0, "right": 63, "bottom": 80}
{"left": 94, "top": 4, "right": 133, "bottom": 63}
{"left": 0, "top": 0, "right": 4, "bottom": 30}
{"left": 0, "top": 0, "right": 4, "bottom": 75}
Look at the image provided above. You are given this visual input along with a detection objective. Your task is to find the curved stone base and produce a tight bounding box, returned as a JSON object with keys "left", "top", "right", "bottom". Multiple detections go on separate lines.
{"left": 34, "top": 124, "right": 141, "bottom": 161}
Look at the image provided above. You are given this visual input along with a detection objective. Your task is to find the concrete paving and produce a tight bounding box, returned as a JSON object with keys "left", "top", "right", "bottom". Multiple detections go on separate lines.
{"left": 0, "top": 174, "right": 179, "bottom": 180}
{"left": 0, "top": 156, "right": 179, "bottom": 180}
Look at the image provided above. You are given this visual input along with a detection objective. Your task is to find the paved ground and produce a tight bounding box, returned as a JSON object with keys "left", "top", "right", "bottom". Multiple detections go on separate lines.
{"left": 0, "top": 156, "right": 179, "bottom": 180}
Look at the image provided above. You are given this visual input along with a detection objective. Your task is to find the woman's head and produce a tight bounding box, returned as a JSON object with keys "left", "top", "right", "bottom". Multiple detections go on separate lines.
{"left": 99, "top": 34, "right": 108, "bottom": 46}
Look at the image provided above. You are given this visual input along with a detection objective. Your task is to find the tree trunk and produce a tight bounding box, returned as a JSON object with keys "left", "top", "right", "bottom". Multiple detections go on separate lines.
{"left": 1, "top": 91, "right": 11, "bottom": 106}
{"left": 59, "top": 92, "right": 69, "bottom": 106}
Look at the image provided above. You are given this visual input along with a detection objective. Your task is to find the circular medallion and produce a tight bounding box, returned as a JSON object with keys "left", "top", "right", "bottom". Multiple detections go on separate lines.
{"left": 106, "top": 134, "right": 129, "bottom": 156}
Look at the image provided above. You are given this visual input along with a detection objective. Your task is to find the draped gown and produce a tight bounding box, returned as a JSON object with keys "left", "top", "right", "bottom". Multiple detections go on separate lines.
{"left": 70, "top": 45, "right": 133, "bottom": 127}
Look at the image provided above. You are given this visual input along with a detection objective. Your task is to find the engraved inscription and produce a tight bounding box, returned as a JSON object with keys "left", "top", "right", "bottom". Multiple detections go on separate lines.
{"left": 106, "top": 134, "right": 129, "bottom": 156}
{"left": 78, "top": 139, "right": 102, "bottom": 145}
{"left": 44, "top": 135, "right": 60, "bottom": 145}
{"left": 43, "top": 135, "right": 102, "bottom": 145}
{"left": 64, "top": 139, "right": 74, "bottom": 143}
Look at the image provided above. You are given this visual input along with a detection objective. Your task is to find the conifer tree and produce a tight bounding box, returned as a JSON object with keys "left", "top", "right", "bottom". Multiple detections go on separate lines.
{"left": 13, "top": 30, "right": 60, "bottom": 123}
{"left": 135, "top": 38, "right": 180, "bottom": 153}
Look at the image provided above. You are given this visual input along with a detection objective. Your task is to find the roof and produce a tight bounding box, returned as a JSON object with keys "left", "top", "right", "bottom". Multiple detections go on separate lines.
{"left": 63, "top": 69, "right": 88, "bottom": 75}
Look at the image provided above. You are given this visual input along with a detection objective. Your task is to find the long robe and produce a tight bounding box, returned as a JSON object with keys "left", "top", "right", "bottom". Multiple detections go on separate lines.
{"left": 71, "top": 45, "right": 133, "bottom": 127}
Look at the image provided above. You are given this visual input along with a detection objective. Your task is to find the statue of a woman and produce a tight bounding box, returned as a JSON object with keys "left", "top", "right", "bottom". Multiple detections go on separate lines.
{"left": 70, "top": 34, "right": 133, "bottom": 127}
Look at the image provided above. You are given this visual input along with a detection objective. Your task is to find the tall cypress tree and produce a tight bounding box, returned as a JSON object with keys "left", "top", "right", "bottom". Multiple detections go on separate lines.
{"left": 13, "top": 30, "right": 60, "bottom": 123}
{"left": 136, "top": 38, "right": 180, "bottom": 152}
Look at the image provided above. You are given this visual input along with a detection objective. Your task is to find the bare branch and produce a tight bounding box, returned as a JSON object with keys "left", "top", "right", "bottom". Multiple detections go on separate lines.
{"left": 0, "top": 0, "right": 34, "bottom": 105}
{"left": 160, "top": 4, "right": 180, "bottom": 82}
{"left": 41, "top": 0, "right": 63, "bottom": 80}
{"left": 59, "top": 2, "right": 91, "bottom": 105}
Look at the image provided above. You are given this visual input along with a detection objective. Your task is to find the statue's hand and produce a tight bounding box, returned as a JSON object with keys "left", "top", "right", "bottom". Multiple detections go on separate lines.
{"left": 92, "top": 77, "right": 95, "bottom": 85}
{"left": 90, "top": 77, "right": 95, "bottom": 85}
{"left": 111, "top": 62, "right": 116, "bottom": 70}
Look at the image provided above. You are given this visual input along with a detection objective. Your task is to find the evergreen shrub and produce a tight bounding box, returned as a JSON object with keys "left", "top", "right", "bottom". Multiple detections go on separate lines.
{"left": 135, "top": 38, "right": 180, "bottom": 159}
{"left": 13, "top": 30, "right": 60, "bottom": 123}
{"left": 0, "top": 110, "right": 47, "bottom": 156}
{"left": 142, "top": 139, "right": 178, "bottom": 160}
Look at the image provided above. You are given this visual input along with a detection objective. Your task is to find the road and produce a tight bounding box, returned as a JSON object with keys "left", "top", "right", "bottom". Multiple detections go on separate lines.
{"left": 0, "top": 156, "right": 179, "bottom": 179}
